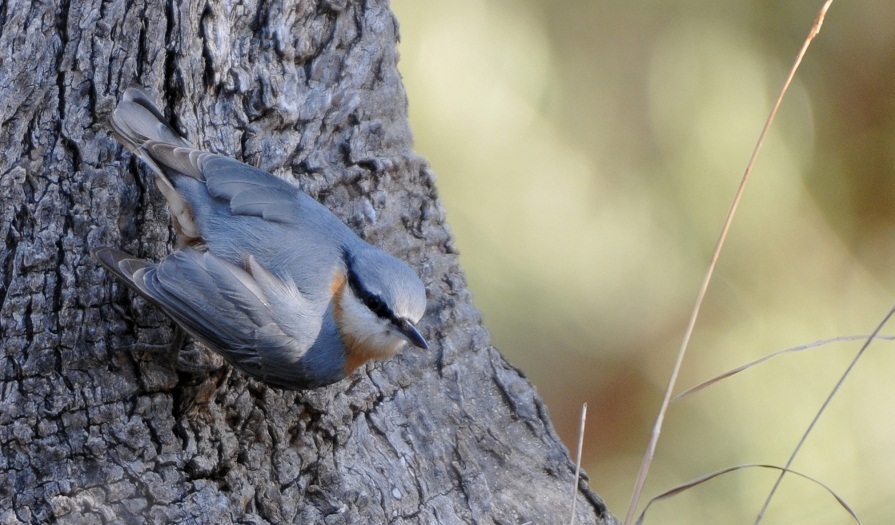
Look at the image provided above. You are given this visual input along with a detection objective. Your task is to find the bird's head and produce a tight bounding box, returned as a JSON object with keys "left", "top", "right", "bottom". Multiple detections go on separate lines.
{"left": 333, "top": 246, "right": 428, "bottom": 373}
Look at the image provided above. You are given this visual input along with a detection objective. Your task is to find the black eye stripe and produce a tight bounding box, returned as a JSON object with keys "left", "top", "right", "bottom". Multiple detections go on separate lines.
{"left": 346, "top": 264, "right": 398, "bottom": 324}
{"left": 368, "top": 296, "right": 390, "bottom": 319}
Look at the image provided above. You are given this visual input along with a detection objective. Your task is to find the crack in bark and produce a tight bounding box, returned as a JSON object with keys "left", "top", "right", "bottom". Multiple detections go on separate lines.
{"left": 0, "top": 205, "right": 24, "bottom": 315}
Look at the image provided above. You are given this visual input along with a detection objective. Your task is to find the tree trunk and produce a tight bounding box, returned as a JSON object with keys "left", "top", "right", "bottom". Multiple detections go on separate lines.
{"left": 0, "top": 1, "right": 618, "bottom": 523}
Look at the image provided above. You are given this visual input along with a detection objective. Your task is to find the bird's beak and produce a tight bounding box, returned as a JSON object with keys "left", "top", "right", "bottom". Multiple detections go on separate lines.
{"left": 396, "top": 319, "right": 429, "bottom": 350}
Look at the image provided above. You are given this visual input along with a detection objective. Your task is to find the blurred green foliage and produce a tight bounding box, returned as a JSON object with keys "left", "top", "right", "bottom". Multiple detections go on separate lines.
{"left": 392, "top": 1, "right": 895, "bottom": 523}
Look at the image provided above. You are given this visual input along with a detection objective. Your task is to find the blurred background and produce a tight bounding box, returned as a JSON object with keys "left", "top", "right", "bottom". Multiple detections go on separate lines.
{"left": 391, "top": 1, "right": 895, "bottom": 524}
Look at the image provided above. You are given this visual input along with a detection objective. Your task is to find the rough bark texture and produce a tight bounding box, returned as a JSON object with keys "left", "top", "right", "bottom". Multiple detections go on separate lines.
{"left": 0, "top": 1, "right": 618, "bottom": 523}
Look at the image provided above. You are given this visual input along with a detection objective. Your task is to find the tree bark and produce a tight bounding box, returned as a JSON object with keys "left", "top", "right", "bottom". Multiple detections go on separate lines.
{"left": 0, "top": 1, "right": 618, "bottom": 523}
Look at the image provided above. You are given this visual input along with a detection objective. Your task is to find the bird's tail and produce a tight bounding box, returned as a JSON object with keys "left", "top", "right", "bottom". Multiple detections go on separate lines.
{"left": 108, "top": 87, "right": 203, "bottom": 243}
{"left": 91, "top": 247, "right": 158, "bottom": 305}
{"left": 109, "top": 87, "right": 190, "bottom": 154}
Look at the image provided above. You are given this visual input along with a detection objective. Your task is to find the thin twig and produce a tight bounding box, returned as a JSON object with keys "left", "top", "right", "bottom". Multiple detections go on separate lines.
{"left": 622, "top": 2, "right": 834, "bottom": 523}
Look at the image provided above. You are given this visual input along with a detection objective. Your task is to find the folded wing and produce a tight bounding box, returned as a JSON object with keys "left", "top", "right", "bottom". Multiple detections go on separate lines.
{"left": 93, "top": 247, "right": 330, "bottom": 387}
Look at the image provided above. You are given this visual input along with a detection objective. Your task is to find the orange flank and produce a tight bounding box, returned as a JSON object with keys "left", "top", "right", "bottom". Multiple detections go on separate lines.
{"left": 329, "top": 272, "right": 346, "bottom": 295}
{"left": 330, "top": 272, "right": 377, "bottom": 375}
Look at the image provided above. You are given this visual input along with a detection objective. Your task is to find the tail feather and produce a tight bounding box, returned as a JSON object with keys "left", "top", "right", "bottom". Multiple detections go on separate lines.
{"left": 109, "top": 88, "right": 190, "bottom": 152}
{"left": 91, "top": 247, "right": 158, "bottom": 306}
{"left": 108, "top": 88, "right": 202, "bottom": 244}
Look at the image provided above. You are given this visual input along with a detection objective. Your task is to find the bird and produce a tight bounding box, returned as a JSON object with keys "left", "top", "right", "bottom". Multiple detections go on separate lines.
{"left": 93, "top": 87, "right": 429, "bottom": 390}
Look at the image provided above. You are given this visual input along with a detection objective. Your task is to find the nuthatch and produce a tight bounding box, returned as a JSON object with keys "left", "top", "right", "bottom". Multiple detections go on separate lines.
{"left": 93, "top": 88, "right": 428, "bottom": 390}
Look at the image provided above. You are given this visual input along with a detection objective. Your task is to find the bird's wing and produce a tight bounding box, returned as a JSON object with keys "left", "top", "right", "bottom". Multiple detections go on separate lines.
{"left": 199, "top": 154, "right": 315, "bottom": 225}
{"left": 92, "top": 247, "right": 328, "bottom": 382}
{"left": 109, "top": 87, "right": 331, "bottom": 230}
{"left": 136, "top": 142, "right": 333, "bottom": 228}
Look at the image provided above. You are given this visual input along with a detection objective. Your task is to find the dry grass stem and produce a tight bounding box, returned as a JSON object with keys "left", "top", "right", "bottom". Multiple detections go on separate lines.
{"left": 672, "top": 335, "right": 895, "bottom": 404}
{"left": 623, "top": 1, "right": 836, "bottom": 523}
{"left": 568, "top": 402, "right": 587, "bottom": 525}
{"left": 634, "top": 464, "right": 861, "bottom": 525}
{"left": 752, "top": 303, "right": 895, "bottom": 524}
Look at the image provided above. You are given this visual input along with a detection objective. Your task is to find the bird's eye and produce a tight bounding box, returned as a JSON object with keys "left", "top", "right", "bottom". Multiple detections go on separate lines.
{"left": 363, "top": 294, "right": 391, "bottom": 320}
{"left": 346, "top": 266, "right": 395, "bottom": 322}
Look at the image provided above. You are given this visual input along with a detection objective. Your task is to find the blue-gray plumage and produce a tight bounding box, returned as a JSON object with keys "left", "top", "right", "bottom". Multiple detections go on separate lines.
{"left": 93, "top": 88, "right": 428, "bottom": 390}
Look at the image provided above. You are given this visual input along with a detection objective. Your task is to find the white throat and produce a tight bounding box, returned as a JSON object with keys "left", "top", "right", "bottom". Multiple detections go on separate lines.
{"left": 337, "top": 285, "right": 408, "bottom": 358}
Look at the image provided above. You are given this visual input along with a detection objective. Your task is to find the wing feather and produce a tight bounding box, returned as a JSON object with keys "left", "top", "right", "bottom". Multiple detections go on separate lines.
{"left": 92, "top": 247, "right": 324, "bottom": 383}
{"left": 197, "top": 155, "right": 313, "bottom": 225}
